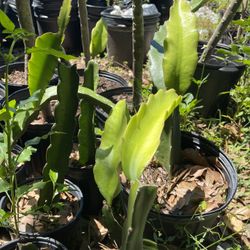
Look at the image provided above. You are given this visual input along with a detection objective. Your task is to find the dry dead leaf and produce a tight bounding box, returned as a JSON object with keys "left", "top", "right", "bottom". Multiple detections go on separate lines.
{"left": 224, "top": 213, "right": 245, "bottom": 233}
{"left": 90, "top": 219, "right": 108, "bottom": 242}
{"left": 182, "top": 148, "right": 210, "bottom": 167}
{"left": 233, "top": 206, "right": 250, "bottom": 221}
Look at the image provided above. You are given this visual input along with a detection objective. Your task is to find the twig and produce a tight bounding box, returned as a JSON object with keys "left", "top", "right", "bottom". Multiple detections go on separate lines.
{"left": 199, "top": 0, "right": 243, "bottom": 63}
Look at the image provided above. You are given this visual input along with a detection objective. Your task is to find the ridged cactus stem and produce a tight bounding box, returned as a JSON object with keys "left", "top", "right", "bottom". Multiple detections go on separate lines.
{"left": 132, "top": 0, "right": 144, "bottom": 111}
{"left": 199, "top": 0, "right": 243, "bottom": 63}
{"left": 39, "top": 63, "right": 79, "bottom": 206}
{"left": 16, "top": 0, "right": 36, "bottom": 83}
{"left": 78, "top": 61, "right": 98, "bottom": 165}
{"left": 78, "top": 0, "right": 91, "bottom": 66}
{"left": 15, "top": 0, "right": 35, "bottom": 48}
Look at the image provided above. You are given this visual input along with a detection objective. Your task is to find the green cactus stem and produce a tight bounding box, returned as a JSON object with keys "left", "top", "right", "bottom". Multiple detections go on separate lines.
{"left": 132, "top": 0, "right": 144, "bottom": 111}
{"left": 78, "top": 0, "right": 91, "bottom": 65}
{"left": 39, "top": 62, "right": 79, "bottom": 206}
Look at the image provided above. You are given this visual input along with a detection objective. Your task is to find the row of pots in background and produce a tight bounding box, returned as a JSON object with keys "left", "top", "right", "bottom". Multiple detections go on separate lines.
{"left": 1, "top": 0, "right": 171, "bottom": 61}
{"left": 3, "top": 2, "right": 245, "bottom": 118}
{"left": 6, "top": 0, "right": 82, "bottom": 54}
{"left": 0, "top": 0, "right": 82, "bottom": 54}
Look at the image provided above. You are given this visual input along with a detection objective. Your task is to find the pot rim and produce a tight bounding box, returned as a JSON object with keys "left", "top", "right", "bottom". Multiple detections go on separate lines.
{"left": 1, "top": 236, "right": 67, "bottom": 250}
{"left": 198, "top": 41, "right": 245, "bottom": 69}
{"left": 101, "top": 7, "right": 160, "bottom": 22}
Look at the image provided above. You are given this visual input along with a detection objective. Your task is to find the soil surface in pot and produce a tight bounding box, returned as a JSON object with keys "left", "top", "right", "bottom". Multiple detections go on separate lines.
{"left": 8, "top": 189, "right": 79, "bottom": 234}
{"left": 78, "top": 71, "right": 127, "bottom": 93}
{"left": 5, "top": 67, "right": 125, "bottom": 92}
{"left": 124, "top": 148, "right": 228, "bottom": 216}
{"left": 4, "top": 70, "right": 26, "bottom": 85}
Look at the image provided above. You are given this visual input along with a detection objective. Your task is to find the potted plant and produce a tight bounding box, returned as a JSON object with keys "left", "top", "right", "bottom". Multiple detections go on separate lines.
{"left": 92, "top": 0, "right": 238, "bottom": 247}
{"left": 95, "top": 0, "right": 155, "bottom": 118}
{"left": 145, "top": 0, "right": 238, "bottom": 244}
{"left": 86, "top": 0, "right": 109, "bottom": 38}
{"left": 101, "top": 3, "right": 160, "bottom": 68}
{"left": 32, "top": 0, "right": 82, "bottom": 54}
{"left": 190, "top": 41, "right": 246, "bottom": 117}
{"left": 193, "top": 0, "right": 246, "bottom": 117}
{"left": 66, "top": 60, "right": 105, "bottom": 216}
{"left": 0, "top": 3, "right": 83, "bottom": 248}
{"left": 93, "top": 87, "right": 181, "bottom": 249}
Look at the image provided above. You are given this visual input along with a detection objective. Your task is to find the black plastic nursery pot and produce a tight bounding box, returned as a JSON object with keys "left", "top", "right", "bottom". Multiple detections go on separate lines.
{"left": 32, "top": 0, "right": 82, "bottom": 54}
{"left": 96, "top": 86, "right": 132, "bottom": 128}
{"left": 149, "top": 0, "right": 173, "bottom": 24}
{"left": 0, "top": 179, "right": 83, "bottom": 250}
{"left": 1, "top": 237, "right": 68, "bottom": 250}
{"left": 87, "top": 4, "right": 107, "bottom": 35}
{"left": 101, "top": 7, "right": 160, "bottom": 68}
{"left": 7, "top": 0, "right": 38, "bottom": 33}
{"left": 67, "top": 164, "right": 103, "bottom": 216}
{"left": 189, "top": 42, "right": 246, "bottom": 117}
{"left": 141, "top": 131, "right": 238, "bottom": 242}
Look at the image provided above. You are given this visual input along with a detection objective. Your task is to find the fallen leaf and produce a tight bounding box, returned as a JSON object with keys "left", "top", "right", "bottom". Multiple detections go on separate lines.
{"left": 90, "top": 218, "right": 108, "bottom": 242}
{"left": 224, "top": 214, "right": 244, "bottom": 232}
{"left": 182, "top": 148, "right": 210, "bottom": 167}
{"left": 233, "top": 206, "right": 250, "bottom": 221}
